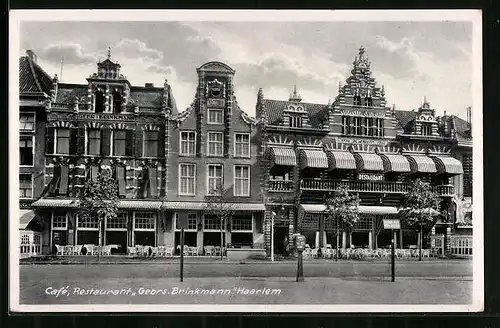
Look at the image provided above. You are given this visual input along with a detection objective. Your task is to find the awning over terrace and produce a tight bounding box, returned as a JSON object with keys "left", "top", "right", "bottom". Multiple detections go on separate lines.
{"left": 325, "top": 150, "right": 357, "bottom": 170}
{"left": 19, "top": 210, "right": 36, "bottom": 230}
{"left": 162, "top": 202, "right": 266, "bottom": 211}
{"left": 431, "top": 156, "right": 464, "bottom": 175}
{"left": 268, "top": 147, "right": 297, "bottom": 167}
{"left": 354, "top": 153, "right": 385, "bottom": 172}
{"left": 405, "top": 155, "right": 437, "bottom": 173}
{"left": 380, "top": 154, "right": 411, "bottom": 173}
{"left": 299, "top": 149, "right": 329, "bottom": 169}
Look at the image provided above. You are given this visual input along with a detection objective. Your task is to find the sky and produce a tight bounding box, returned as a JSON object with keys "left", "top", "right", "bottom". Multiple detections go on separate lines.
{"left": 19, "top": 20, "right": 473, "bottom": 119}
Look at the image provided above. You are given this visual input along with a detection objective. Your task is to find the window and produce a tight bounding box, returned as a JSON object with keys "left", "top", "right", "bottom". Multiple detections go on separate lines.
{"left": 204, "top": 215, "right": 223, "bottom": 231}
{"left": 55, "top": 128, "right": 70, "bottom": 154}
{"left": 207, "top": 164, "right": 223, "bottom": 194}
{"left": 20, "top": 136, "right": 34, "bottom": 166}
{"left": 367, "top": 117, "right": 374, "bottom": 136}
{"left": 377, "top": 118, "right": 384, "bottom": 137}
{"left": 94, "top": 90, "right": 104, "bottom": 113}
{"left": 289, "top": 115, "right": 302, "bottom": 128}
{"left": 134, "top": 212, "right": 156, "bottom": 230}
{"left": 208, "top": 108, "right": 223, "bottom": 124}
{"left": 353, "top": 117, "right": 361, "bottom": 135}
{"left": 77, "top": 216, "right": 99, "bottom": 229}
{"left": 180, "top": 131, "right": 196, "bottom": 156}
{"left": 207, "top": 132, "right": 223, "bottom": 156}
{"left": 462, "top": 153, "right": 473, "bottom": 197}
{"left": 234, "top": 165, "right": 250, "bottom": 196}
{"left": 421, "top": 123, "right": 433, "bottom": 136}
{"left": 19, "top": 174, "right": 33, "bottom": 198}
{"left": 143, "top": 131, "right": 159, "bottom": 157}
{"left": 175, "top": 213, "right": 198, "bottom": 230}
{"left": 112, "top": 130, "right": 127, "bottom": 156}
{"left": 106, "top": 213, "right": 127, "bottom": 229}
{"left": 364, "top": 97, "right": 373, "bottom": 106}
{"left": 232, "top": 215, "right": 252, "bottom": 231}
{"left": 235, "top": 133, "right": 250, "bottom": 157}
{"left": 52, "top": 212, "right": 67, "bottom": 229}
{"left": 354, "top": 96, "right": 361, "bottom": 106}
{"left": 20, "top": 113, "right": 35, "bottom": 131}
{"left": 179, "top": 164, "right": 196, "bottom": 195}
{"left": 86, "top": 129, "right": 101, "bottom": 155}
{"left": 112, "top": 91, "right": 122, "bottom": 114}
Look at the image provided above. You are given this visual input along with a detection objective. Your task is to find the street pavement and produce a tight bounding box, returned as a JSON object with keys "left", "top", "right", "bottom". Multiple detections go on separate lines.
{"left": 19, "top": 261, "right": 472, "bottom": 305}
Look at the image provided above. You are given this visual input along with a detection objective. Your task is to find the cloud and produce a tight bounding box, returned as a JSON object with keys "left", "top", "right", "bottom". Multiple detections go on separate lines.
{"left": 146, "top": 64, "right": 175, "bottom": 76}
{"left": 39, "top": 43, "right": 96, "bottom": 65}
{"left": 112, "top": 38, "right": 163, "bottom": 61}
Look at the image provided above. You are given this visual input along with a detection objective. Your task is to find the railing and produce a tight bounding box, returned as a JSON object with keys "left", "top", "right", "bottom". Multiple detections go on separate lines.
{"left": 20, "top": 231, "right": 42, "bottom": 258}
{"left": 450, "top": 235, "right": 473, "bottom": 256}
{"left": 268, "top": 179, "right": 295, "bottom": 192}
{"left": 300, "top": 179, "right": 454, "bottom": 196}
{"left": 430, "top": 235, "right": 445, "bottom": 257}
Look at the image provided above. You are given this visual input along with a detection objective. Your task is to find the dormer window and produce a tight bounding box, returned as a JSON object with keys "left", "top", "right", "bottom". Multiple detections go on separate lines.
{"left": 421, "top": 122, "right": 433, "bottom": 136}
{"left": 354, "top": 96, "right": 361, "bottom": 106}
{"left": 112, "top": 90, "right": 122, "bottom": 114}
{"left": 289, "top": 114, "right": 302, "bottom": 128}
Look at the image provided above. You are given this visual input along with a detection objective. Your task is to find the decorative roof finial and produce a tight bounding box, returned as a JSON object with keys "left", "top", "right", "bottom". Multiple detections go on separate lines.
{"left": 359, "top": 46, "right": 365, "bottom": 57}
{"left": 289, "top": 84, "right": 302, "bottom": 102}
{"left": 107, "top": 47, "right": 111, "bottom": 59}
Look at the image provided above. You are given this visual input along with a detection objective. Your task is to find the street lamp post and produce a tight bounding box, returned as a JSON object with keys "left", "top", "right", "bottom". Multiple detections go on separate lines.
{"left": 271, "top": 211, "right": 276, "bottom": 262}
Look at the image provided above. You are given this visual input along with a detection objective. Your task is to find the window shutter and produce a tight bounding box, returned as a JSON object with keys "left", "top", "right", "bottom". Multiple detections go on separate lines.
{"left": 77, "top": 126, "right": 86, "bottom": 155}
{"left": 59, "top": 166, "right": 69, "bottom": 195}
{"left": 135, "top": 129, "right": 143, "bottom": 157}
{"left": 125, "top": 130, "right": 134, "bottom": 157}
{"left": 69, "top": 127, "right": 78, "bottom": 155}
{"left": 148, "top": 167, "right": 158, "bottom": 197}
{"left": 46, "top": 127, "right": 55, "bottom": 155}
{"left": 116, "top": 166, "right": 126, "bottom": 197}
{"left": 101, "top": 128, "right": 111, "bottom": 156}
{"left": 157, "top": 132, "right": 165, "bottom": 158}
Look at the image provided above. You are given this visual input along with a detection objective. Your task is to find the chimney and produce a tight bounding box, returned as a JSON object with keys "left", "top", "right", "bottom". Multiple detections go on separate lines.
{"left": 26, "top": 50, "right": 37, "bottom": 63}
{"left": 145, "top": 83, "right": 154, "bottom": 88}
{"left": 466, "top": 106, "right": 472, "bottom": 125}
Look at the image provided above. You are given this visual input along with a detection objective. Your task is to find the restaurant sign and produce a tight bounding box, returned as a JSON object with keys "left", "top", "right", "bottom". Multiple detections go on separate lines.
{"left": 358, "top": 173, "right": 384, "bottom": 181}
{"left": 383, "top": 218, "right": 401, "bottom": 230}
{"left": 337, "top": 137, "right": 388, "bottom": 146}
{"left": 77, "top": 113, "right": 136, "bottom": 121}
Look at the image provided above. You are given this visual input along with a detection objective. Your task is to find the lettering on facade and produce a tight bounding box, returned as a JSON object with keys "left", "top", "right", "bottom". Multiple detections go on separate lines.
{"left": 207, "top": 98, "right": 225, "bottom": 108}
{"left": 77, "top": 113, "right": 136, "bottom": 121}
{"left": 358, "top": 173, "right": 384, "bottom": 181}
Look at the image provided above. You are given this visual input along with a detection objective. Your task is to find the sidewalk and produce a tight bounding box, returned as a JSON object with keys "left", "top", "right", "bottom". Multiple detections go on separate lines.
{"left": 20, "top": 255, "right": 470, "bottom": 265}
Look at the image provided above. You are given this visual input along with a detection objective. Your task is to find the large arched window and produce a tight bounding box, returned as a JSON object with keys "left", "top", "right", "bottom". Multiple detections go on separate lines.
{"left": 94, "top": 90, "right": 104, "bottom": 113}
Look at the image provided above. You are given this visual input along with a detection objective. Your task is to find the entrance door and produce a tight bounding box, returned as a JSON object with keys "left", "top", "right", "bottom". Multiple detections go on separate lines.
{"left": 273, "top": 227, "right": 288, "bottom": 255}
{"left": 106, "top": 231, "right": 127, "bottom": 254}
{"left": 351, "top": 232, "right": 369, "bottom": 248}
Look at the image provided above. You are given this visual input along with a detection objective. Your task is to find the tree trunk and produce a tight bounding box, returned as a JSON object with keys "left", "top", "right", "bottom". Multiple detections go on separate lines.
{"left": 418, "top": 225, "right": 423, "bottom": 262}
{"left": 220, "top": 217, "right": 224, "bottom": 261}
{"left": 97, "top": 217, "right": 102, "bottom": 262}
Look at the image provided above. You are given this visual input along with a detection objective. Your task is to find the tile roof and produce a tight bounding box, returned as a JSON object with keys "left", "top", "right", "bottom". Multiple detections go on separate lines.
{"left": 129, "top": 87, "right": 164, "bottom": 108}
{"left": 54, "top": 83, "right": 88, "bottom": 104}
{"left": 262, "top": 99, "right": 329, "bottom": 128}
{"left": 393, "top": 110, "right": 417, "bottom": 131}
{"left": 19, "top": 56, "right": 53, "bottom": 95}
{"left": 451, "top": 115, "right": 472, "bottom": 140}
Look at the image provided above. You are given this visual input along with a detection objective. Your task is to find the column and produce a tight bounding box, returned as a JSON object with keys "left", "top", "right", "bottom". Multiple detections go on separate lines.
{"left": 342, "top": 232, "right": 347, "bottom": 248}
{"left": 399, "top": 230, "right": 403, "bottom": 249}
{"left": 349, "top": 232, "right": 353, "bottom": 248}
{"left": 104, "top": 85, "right": 110, "bottom": 112}
{"left": 264, "top": 210, "right": 271, "bottom": 256}
{"left": 445, "top": 226, "right": 452, "bottom": 255}
{"left": 197, "top": 230, "right": 203, "bottom": 249}
{"left": 288, "top": 208, "right": 295, "bottom": 255}
{"left": 394, "top": 231, "right": 398, "bottom": 248}
{"left": 368, "top": 231, "right": 373, "bottom": 249}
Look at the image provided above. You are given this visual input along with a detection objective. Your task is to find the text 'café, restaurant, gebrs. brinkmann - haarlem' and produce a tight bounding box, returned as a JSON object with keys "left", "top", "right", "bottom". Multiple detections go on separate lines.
{"left": 18, "top": 47, "right": 473, "bottom": 259}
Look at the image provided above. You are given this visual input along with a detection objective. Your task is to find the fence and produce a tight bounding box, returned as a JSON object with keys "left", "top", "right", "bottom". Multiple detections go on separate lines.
{"left": 20, "top": 230, "right": 42, "bottom": 258}
{"left": 450, "top": 235, "right": 473, "bottom": 256}
{"left": 430, "top": 235, "right": 445, "bottom": 257}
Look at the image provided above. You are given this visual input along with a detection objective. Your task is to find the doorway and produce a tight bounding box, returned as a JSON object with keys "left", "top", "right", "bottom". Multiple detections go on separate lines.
{"left": 106, "top": 231, "right": 127, "bottom": 254}
{"left": 273, "top": 227, "right": 288, "bottom": 255}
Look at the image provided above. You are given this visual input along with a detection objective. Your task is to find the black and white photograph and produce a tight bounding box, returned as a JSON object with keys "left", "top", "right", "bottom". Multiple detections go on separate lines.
{"left": 9, "top": 10, "right": 483, "bottom": 312}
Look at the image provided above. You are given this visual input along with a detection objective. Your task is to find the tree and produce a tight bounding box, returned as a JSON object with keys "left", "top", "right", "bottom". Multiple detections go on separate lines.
{"left": 399, "top": 178, "right": 440, "bottom": 261}
{"left": 77, "top": 170, "right": 119, "bottom": 260}
{"left": 204, "top": 183, "right": 235, "bottom": 260}
{"left": 324, "top": 184, "right": 360, "bottom": 261}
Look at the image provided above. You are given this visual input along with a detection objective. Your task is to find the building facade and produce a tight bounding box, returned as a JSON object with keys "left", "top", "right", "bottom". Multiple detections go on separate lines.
{"left": 20, "top": 47, "right": 472, "bottom": 257}
{"left": 256, "top": 47, "right": 467, "bottom": 256}
{"left": 31, "top": 52, "right": 177, "bottom": 254}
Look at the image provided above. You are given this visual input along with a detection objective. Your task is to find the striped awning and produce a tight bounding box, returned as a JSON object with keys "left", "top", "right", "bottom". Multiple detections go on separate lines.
{"left": 268, "top": 147, "right": 297, "bottom": 167}
{"left": 19, "top": 210, "right": 36, "bottom": 230}
{"left": 326, "top": 150, "right": 357, "bottom": 170}
{"left": 380, "top": 154, "right": 411, "bottom": 173}
{"left": 405, "top": 155, "right": 437, "bottom": 173}
{"left": 299, "top": 204, "right": 399, "bottom": 215}
{"left": 163, "top": 202, "right": 265, "bottom": 211}
{"left": 299, "top": 149, "right": 329, "bottom": 169}
{"left": 354, "top": 153, "right": 385, "bottom": 172}
{"left": 431, "top": 156, "right": 464, "bottom": 175}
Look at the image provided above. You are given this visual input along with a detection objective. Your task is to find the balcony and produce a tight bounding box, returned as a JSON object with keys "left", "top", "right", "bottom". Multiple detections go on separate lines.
{"left": 300, "top": 179, "right": 454, "bottom": 197}
{"left": 268, "top": 179, "right": 295, "bottom": 192}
